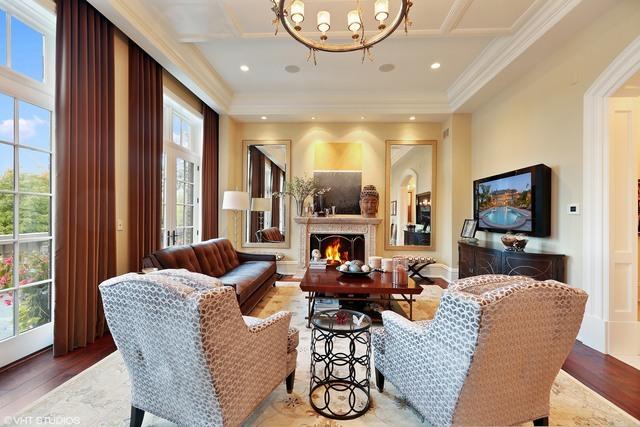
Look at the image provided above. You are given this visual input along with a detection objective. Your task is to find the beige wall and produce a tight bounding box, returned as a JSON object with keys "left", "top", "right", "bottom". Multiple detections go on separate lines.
{"left": 220, "top": 121, "right": 468, "bottom": 266}
{"left": 470, "top": 0, "right": 640, "bottom": 286}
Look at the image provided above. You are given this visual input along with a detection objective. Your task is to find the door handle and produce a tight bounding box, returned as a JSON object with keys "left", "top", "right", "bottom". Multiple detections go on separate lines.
{"left": 172, "top": 230, "right": 177, "bottom": 245}
{"left": 166, "top": 230, "right": 171, "bottom": 247}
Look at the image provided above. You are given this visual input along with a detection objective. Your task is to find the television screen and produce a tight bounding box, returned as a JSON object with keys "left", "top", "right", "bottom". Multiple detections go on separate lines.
{"left": 476, "top": 172, "right": 533, "bottom": 233}
{"left": 474, "top": 164, "right": 551, "bottom": 237}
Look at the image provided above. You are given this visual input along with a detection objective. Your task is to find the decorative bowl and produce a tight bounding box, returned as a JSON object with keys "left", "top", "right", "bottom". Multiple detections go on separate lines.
{"left": 501, "top": 233, "right": 529, "bottom": 251}
{"left": 338, "top": 270, "right": 372, "bottom": 276}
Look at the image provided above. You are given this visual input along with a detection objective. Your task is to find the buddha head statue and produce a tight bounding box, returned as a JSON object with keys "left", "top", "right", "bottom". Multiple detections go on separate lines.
{"left": 360, "top": 185, "right": 379, "bottom": 218}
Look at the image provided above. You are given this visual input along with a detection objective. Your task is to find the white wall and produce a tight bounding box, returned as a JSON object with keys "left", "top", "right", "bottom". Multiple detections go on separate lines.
{"left": 470, "top": 0, "right": 640, "bottom": 286}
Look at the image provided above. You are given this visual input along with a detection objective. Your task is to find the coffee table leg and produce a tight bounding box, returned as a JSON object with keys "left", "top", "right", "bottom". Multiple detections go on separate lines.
{"left": 409, "top": 295, "right": 413, "bottom": 320}
{"left": 307, "top": 291, "right": 315, "bottom": 328}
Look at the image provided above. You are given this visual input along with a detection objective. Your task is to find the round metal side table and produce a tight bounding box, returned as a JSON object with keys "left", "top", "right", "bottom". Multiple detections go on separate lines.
{"left": 309, "top": 309, "right": 371, "bottom": 420}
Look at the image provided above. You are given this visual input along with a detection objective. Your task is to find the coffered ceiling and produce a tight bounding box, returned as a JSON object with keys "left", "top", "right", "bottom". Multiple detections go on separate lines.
{"left": 90, "top": 0, "right": 616, "bottom": 122}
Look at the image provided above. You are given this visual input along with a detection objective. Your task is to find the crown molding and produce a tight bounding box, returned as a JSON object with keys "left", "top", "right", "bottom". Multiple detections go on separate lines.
{"left": 229, "top": 93, "right": 452, "bottom": 117}
{"left": 89, "top": 0, "right": 233, "bottom": 112}
{"left": 446, "top": 0, "right": 582, "bottom": 111}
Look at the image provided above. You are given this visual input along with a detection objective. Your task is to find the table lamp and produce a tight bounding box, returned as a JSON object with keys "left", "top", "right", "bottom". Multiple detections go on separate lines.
{"left": 251, "top": 197, "right": 272, "bottom": 230}
{"left": 222, "top": 191, "right": 250, "bottom": 247}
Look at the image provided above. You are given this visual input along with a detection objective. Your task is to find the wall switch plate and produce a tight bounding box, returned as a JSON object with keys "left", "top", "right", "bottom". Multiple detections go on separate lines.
{"left": 117, "top": 219, "right": 124, "bottom": 231}
{"left": 567, "top": 204, "right": 580, "bottom": 215}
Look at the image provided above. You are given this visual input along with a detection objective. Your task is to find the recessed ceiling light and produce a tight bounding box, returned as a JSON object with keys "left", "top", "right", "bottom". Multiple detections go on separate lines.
{"left": 285, "top": 65, "right": 301, "bottom": 73}
{"left": 430, "top": 62, "right": 441, "bottom": 70}
{"left": 311, "top": 117, "right": 316, "bottom": 120}
{"left": 261, "top": 116, "right": 267, "bottom": 120}
{"left": 409, "top": 116, "right": 416, "bottom": 121}
{"left": 378, "top": 63, "right": 395, "bottom": 73}
{"left": 240, "top": 65, "right": 250, "bottom": 72}
{"left": 360, "top": 116, "right": 366, "bottom": 120}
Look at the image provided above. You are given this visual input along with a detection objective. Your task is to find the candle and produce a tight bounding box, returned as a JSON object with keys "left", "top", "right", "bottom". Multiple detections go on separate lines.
{"left": 382, "top": 258, "right": 393, "bottom": 272}
{"left": 369, "top": 256, "right": 382, "bottom": 270}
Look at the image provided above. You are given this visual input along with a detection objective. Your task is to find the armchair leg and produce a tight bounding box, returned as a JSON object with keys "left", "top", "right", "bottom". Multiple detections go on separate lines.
{"left": 375, "top": 368, "right": 385, "bottom": 392}
{"left": 286, "top": 370, "right": 295, "bottom": 394}
{"left": 533, "top": 416, "right": 549, "bottom": 426}
{"left": 130, "top": 406, "right": 145, "bottom": 427}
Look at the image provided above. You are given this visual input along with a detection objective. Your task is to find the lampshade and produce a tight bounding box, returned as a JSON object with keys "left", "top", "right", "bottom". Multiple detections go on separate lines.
{"left": 317, "top": 10, "right": 330, "bottom": 33}
{"left": 251, "top": 197, "right": 272, "bottom": 212}
{"left": 222, "top": 191, "right": 250, "bottom": 211}
{"left": 291, "top": 0, "right": 305, "bottom": 24}
{"left": 374, "top": 0, "right": 389, "bottom": 22}
{"left": 347, "top": 10, "right": 361, "bottom": 33}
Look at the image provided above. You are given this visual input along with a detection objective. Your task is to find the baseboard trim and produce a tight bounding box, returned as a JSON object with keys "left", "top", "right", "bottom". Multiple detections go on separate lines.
{"left": 578, "top": 314, "right": 607, "bottom": 354}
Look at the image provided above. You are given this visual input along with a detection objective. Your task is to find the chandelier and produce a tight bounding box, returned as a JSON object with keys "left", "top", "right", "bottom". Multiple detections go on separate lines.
{"left": 271, "top": 0, "right": 413, "bottom": 63}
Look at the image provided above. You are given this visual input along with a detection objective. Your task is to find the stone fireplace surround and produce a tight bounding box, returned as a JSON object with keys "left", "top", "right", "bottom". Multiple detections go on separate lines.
{"left": 295, "top": 216, "right": 382, "bottom": 268}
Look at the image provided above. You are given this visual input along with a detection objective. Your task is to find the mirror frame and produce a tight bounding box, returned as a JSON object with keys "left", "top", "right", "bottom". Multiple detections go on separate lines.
{"left": 241, "top": 139, "right": 292, "bottom": 249}
{"left": 384, "top": 140, "right": 438, "bottom": 251}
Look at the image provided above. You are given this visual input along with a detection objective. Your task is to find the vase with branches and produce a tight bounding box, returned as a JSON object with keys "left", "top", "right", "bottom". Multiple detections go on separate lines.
{"left": 274, "top": 176, "right": 331, "bottom": 217}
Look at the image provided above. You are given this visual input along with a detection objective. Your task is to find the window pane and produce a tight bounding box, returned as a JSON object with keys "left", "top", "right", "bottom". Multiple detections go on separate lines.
{"left": 176, "top": 204, "right": 184, "bottom": 226}
{"left": 19, "top": 240, "right": 50, "bottom": 284}
{"left": 0, "top": 93, "right": 13, "bottom": 143}
{"left": 176, "top": 158, "right": 184, "bottom": 182}
{"left": 19, "top": 148, "right": 50, "bottom": 193}
{"left": 0, "top": 244, "right": 14, "bottom": 291}
{"left": 18, "top": 282, "right": 50, "bottom": 333}
{"left": 19, "top": 101, "right": 50, "bottom": 150}
{"left": 0, "top": 10, "right": 6, "bottom": 66}
{"left": 186, "top": 162, "right": 194, "bottom": 183}
{"left": 19, "top": 194, "right": 49, "bottom": 235}
{"left": 176, "top": 182, "right": 184, "bottom": 205}
{"left": 0, "top": 194, "right": 14, "bottom": 238}
{"left": 181, "top": 121, "right": 190, "bottom": 148}
{"left": 184, "top": 228, "right": 193, "bottom": 244}
{"left": 172, "top": 114, "right": 181, "bottom": 145}
{"left": 185, "top": 205, "right": 193, "bottom": 226}
{"left": 0, "top": 143, "right": 13, "bottom": 190}
{"left": 11, "top": 17, "right": 44, "bottom": 81}
{"left": 0, "top": 290, "right": 14, "bottom": 341}
{"left": 186, "top": 183, "right": 194, "bottom": 204}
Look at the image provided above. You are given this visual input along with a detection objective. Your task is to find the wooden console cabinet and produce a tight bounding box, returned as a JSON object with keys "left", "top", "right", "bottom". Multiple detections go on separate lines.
{"left": 458, "top": 240, "right": 566, "bottom": 282}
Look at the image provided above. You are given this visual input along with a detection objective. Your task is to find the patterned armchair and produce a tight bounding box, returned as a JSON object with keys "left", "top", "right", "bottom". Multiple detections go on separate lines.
{"left": 99, "top": 269, "right": 298, "bottom": 427}
{"left": 373, "top": 274, "right": 587, "bottom": 426}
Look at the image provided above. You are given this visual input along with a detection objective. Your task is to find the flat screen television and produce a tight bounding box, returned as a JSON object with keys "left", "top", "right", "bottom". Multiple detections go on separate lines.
{"left": 473, "top": 164, "right": 551, "bottom": 237}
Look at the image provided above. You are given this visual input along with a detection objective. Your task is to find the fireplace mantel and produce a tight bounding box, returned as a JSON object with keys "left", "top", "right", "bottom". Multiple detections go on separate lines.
{"left": 295, "top": 216, "right": 382, "bottom": 268}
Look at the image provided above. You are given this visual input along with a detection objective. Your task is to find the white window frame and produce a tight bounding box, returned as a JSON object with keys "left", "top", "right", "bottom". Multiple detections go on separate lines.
{"left": 0, "top": 0, "right": 55, "bottom": 368}
{"left": 161, "top": 89, "right": 203, "bottom": 248}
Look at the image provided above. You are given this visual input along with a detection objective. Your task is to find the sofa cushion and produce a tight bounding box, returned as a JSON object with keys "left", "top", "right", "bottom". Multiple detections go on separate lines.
{"left": 150, "top": 245, "right": 201, "bottom": 273}
{"left": 200, "top": 238, "right": 240, "bottom": 273}
{"left": 219, "top": 261, "right": 275, "bottom": 304}
{"left": 191, "top": 241, "right": 228, "bottom": 277}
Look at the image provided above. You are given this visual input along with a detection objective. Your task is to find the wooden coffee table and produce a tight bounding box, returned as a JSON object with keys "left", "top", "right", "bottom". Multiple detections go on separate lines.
{"left": 300, "top": 265, "right": 424, "bottom": 327}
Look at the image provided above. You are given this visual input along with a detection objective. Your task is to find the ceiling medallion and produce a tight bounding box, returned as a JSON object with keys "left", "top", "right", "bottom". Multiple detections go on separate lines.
{"left": 271, "top": 0, "right": 413, "bottom": 65}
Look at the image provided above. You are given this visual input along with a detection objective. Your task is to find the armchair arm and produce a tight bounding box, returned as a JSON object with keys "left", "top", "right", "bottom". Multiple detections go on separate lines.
{"left": 381, "top": 310, "right": 431, "bottom": 339}
{"left": 245, "top": 311, "right": 292, "bottom": 334}
{"left": 237, "top": 251, "right": 277, "bottom": 263}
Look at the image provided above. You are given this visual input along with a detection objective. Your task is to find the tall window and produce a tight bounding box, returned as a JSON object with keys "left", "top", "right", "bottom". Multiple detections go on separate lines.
{"left": 161, "top": 91, "right": 202, "bottom": 248}
{"left": 0, "top": 1, "right": 55, "bottom": 367}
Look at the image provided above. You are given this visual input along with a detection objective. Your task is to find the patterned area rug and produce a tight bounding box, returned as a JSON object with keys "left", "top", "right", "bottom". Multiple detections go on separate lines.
{"left": 6, "top": 283, "right": 639, "bottom": 427}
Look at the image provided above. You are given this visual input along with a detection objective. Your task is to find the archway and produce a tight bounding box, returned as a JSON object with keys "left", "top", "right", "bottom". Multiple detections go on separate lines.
{"left": 582, "top": 36, "right": 640, "bottom": 355}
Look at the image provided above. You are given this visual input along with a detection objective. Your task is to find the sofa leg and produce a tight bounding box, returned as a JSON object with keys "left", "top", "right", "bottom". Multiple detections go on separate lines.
{"left": 286, "top": 370, "right": 295, "bottom": 394}
{"left": 533, "top": 416, "right": 549, "bottom": 426}
{"left": 375, "top": 368, "right": 385, "bottom": 393}
{"left": 130, "top": 406, "right": 145, "bottom": 427}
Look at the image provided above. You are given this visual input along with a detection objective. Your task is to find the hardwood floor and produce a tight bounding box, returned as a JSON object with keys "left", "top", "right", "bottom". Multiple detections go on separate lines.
{"left": 0, "top": 334, "right": 117, "bottom": 419}
{"left": 0, "top": 331, "right": 638, "bottom": 422}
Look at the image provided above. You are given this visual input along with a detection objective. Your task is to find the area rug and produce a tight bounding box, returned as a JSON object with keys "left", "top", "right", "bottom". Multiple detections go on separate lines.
{"left": 5, "top": 283, "right": 639, "bottom": 427}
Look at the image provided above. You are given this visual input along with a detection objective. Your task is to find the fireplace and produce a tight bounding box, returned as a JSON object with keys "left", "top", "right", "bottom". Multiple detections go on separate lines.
{"left": 310, "top": 233, "right": 365, "bottom": 264}
{"left": 295, "top": 216, "right": 382, "bottom": 268}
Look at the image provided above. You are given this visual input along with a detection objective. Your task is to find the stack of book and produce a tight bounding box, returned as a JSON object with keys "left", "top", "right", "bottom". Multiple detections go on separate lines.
{"left": 309, "top": 258, "right": 328, "bottom": 271}
{"left": 315, "top": 297, "right": 340, "bottom": 311}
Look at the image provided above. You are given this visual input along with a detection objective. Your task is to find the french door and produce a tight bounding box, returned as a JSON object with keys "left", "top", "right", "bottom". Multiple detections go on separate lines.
{"left": 162, "top": 147, "right": 201, "bottom": 248}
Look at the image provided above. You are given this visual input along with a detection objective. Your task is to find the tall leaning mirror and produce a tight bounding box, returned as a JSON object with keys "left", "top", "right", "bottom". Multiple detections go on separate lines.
{"left": 242, "top": 140, "right": 291, "bottom": 249}
{"left": 385, "top": 140, "right": 437, "bottom": 251}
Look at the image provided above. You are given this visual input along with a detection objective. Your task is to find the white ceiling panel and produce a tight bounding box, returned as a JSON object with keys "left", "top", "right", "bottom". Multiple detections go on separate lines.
{"left": 456, "top": 0, "right": 537, "bottom": 30}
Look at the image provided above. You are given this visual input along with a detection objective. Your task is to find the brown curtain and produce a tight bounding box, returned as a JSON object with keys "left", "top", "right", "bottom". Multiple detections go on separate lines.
{"left": 202, "top": 105, "right": 219, "bottom": 240}
{"left": 128, "top": 43, "right": 163, "bottom": 272}
{"left": 270, "top": 161, "right": 282, "bottom": 229}
{"left": 54, "top": 0, "right": 115, "bottom": 356}
{"left": 249, "top": 146, "right": 265, "bottom": 241}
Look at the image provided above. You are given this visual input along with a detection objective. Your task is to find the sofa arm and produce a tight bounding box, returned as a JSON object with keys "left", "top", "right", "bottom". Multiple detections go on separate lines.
{"left": 237, "top": 251, "right": 277, "bottom": 263}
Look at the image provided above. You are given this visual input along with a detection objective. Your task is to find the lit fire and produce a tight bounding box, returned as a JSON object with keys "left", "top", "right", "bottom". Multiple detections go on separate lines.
{"left": 324, "top": 238, "right": 349, "bottom": 264}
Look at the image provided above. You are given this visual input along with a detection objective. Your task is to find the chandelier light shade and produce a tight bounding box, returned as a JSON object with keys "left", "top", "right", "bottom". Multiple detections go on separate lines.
{"left": 347, "top": 10, "right": 362, "bottom": 34}
{"left": 290, "top": 0, "right": 305, "bottom": 26}
{"left": 271, "top": 0, "right": 413, "bottom": 57}
{"left": 317, "top": 10, "right": 331, "bottom": 34}
{"left": 375, "top": 0, "right": 390, "bottom": 26}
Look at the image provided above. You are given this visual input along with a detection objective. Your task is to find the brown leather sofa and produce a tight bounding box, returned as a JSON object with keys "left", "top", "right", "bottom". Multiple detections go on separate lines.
{"left": 256, "top": 227, "right": 285, "bottom": 243}
{"left": 142, "top": 238, "right": 276, "bottom": 314}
